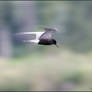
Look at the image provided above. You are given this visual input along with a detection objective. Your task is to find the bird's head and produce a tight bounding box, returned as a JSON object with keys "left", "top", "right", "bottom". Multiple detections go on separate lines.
{"left": 52, "top": 39, "right": 58, "bottom": 48}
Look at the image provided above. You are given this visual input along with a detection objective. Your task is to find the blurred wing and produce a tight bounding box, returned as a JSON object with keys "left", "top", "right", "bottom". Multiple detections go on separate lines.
{"left": 35, "top": 32, "right": 44, "bottom": 40}
{"left": 16, "top": 32, "right": 44, "bottom": 40}
{"left": 39, "top": 28, "right": 57, "bottom": 40}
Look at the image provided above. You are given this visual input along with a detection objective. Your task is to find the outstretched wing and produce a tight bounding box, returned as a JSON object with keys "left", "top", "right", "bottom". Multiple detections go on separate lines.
{"left": 39, "top": 28, "right": 58, "bottom": 40}
{"left": 16, "top": 32, "right": 44, "bottom": 40}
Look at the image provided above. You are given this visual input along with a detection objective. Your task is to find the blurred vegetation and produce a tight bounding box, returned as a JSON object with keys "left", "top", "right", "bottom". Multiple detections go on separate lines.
{"left": 0, "top": 1, "right": 92, "bottom": 91}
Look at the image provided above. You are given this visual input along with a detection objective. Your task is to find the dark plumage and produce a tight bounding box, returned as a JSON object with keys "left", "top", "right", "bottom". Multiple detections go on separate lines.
{"left": 38, "top": 28, "right": 58, "bottom": 47}
{"left": 38, "top": 39, "right": 56, "bottom": 45}
{"left": 17, "top": 27, "right": 59, "bottom": 47}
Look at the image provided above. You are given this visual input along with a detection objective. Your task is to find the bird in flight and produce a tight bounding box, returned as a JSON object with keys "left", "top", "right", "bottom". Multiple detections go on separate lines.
{"left": 17, "top": 27, "right": 59, "bottom": 47}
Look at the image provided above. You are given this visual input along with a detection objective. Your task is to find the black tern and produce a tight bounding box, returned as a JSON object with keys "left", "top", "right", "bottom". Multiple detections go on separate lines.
{"left": 17, "top": 27, "right": 59, "bottom": 47}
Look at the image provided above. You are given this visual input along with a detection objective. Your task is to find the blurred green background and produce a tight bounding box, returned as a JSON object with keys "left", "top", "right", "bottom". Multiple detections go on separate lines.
{"left": 0, "top": 1, "right": 92, "bottom": 91}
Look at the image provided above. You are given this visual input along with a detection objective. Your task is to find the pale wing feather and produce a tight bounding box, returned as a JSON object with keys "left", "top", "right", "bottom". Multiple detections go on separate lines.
{"left": 16, "top": 32, "right": 44, "bottom": 40}
{"left": 23, "top": 40, "right": 39, "bottom": 43}
{"left": 35, "top": 32, "right": 44, "bottom": 40}
{"left": 39, "top": 32, "right": 52, "bottom": 40}
{"left": 39, "top": 28, "right": 57, "bottom": 40}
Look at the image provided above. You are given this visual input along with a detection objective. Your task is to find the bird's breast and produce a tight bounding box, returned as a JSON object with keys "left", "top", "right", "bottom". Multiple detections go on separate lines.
{"left": 38, "top": 39, "right": 53, "bottom": 45}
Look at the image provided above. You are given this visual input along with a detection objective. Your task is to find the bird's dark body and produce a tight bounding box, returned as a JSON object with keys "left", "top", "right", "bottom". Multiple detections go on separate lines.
{"left": 38, "top": 39, "right": 56, "bottom": 45}
{"left": 18, "top": 27, "right": 58, "bottom": 47}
